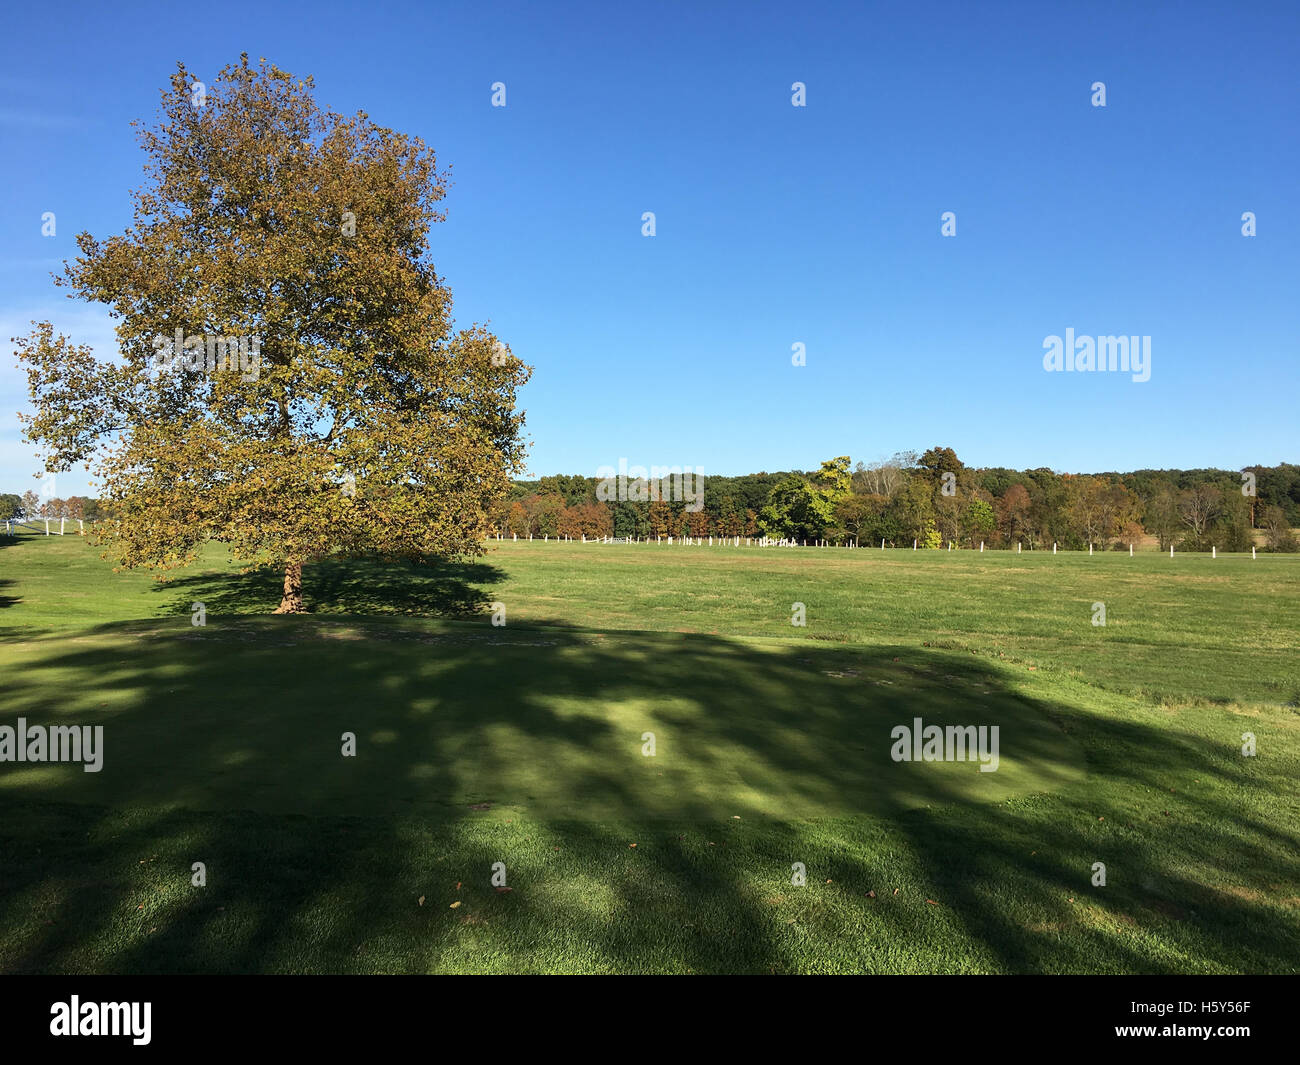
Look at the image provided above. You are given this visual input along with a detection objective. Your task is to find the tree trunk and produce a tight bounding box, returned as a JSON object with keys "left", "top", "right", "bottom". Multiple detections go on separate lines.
{"left": 273, "top": 559, "right": 304, "bottom": 614}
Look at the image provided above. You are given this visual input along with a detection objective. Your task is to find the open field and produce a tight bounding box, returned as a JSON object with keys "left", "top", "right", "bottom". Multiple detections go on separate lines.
{"left": 1, "top": 535, "right": 1298, "bottom": 973}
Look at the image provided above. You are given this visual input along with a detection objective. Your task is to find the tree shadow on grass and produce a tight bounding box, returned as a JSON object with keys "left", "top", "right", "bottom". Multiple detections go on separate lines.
{"left": 0, "top": 610, "right": 1296, "bottom": 974}
{"left": 149, "top": 555, "right": 504, "bottom": 619}
{"left": 0, "top": 578, "right": 20, "bottom": 609}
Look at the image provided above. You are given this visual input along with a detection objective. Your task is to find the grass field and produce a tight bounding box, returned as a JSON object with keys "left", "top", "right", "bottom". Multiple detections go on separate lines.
{"left": 1, "top": 534, "right": 1297, "bottom": 973}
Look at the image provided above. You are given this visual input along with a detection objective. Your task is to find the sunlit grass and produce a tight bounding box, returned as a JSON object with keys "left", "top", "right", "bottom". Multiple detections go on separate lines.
{"left": 0, "top": 534, "right": 1296, "bottom": 973}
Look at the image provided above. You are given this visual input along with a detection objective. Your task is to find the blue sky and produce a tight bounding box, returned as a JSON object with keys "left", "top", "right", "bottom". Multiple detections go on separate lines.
{"left": 2, "top": 0, "right": 1297, "bottom": 496}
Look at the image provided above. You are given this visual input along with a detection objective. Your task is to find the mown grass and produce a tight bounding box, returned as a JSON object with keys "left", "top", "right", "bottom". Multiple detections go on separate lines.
{"left": 0, "top": 534, "right": 1296, "bottom": 973}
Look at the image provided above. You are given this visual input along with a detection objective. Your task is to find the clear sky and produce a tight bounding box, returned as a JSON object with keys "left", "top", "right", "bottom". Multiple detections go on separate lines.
{"left": 2, "top": 0, "right": 1297, "bottom": 497}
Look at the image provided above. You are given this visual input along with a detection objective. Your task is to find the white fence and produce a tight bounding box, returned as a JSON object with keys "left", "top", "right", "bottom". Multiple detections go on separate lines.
{"left": 487, "top": 532, "right": 1259, "bottom": 557}
{"left": 2, "top": 518, "right": 84, "bottom": 536}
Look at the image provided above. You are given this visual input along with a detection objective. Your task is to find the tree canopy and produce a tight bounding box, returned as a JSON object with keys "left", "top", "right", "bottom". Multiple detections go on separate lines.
{"left": 15, "top": 56, "right": 530, "bottom": 611}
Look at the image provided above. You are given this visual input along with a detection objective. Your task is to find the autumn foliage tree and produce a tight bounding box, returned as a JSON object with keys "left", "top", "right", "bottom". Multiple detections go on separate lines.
{"left": 14, "top": 57, "right": 530, "bottom": 612}
{"left": 557, "top": 503, "right": 613, "bottom": 540}
{"left": 648, "top": 499, "right": 673, "bottom": 539}
{"left": 995, "top": 483, "right": 1031, "bottom": 546}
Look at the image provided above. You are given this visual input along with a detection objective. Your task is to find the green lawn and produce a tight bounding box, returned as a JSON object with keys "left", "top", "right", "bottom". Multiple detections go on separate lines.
{"left": 1, "top": 534, "right": 1297, "bottom": 973}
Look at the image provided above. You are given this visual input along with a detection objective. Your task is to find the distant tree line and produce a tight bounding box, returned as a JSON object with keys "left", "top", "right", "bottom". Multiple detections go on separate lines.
{"left": 494, "top": 451, "right": 1300, "bottom": 552}
{"left": 6, "top": 453, "right": 1297, "bottom": 552}
{"left": 0, "top": 492, "right": 107, "bottom": 523}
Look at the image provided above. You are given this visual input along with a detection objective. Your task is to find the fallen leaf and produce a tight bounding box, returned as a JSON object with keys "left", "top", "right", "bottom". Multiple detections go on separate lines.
{"left": 449, "top": 901, "right": 461, "bottom": 909}
{"left": 418, "top": 896, "right": 425, "bottom": 906}
{"left": 926, "top": 899, "right": 938, "bottom": 906}
{"left": 893, "top": 888, "right": 899, "bottom": 896}
{"left": 495, "top": 887, "right": 513, "bottom": 894}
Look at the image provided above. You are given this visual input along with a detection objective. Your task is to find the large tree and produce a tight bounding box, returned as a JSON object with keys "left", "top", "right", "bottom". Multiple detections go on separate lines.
{"left": 1142, "top": 487, "right": 1182, "bottom": 550}
{"left": 1064, "top": 475, "right": 1109, "bottom": 547}
{"left": 1178, "top": 484, "right": 1222, "bottom": 550}
{"left": 811, "top": 456, "right": 852, "bottom": 504}
{"left": 15, "top": 57, "right": 530, "bottom": 612}
{"left": 759, "top": 477, "right": 833, "bottom": 541}
{"left": 1260, "top": 505, "right": 1298, "bottom": 552}
{"left": 995, "top": 483, "right": 1031, "bottom": 546}
{"left": 833, "top": 493, "right": 880, "bottom": 546}
{"left": 852, "top": 450, "right": 915, "bottom": 498}
{"left": 918, "top": 446, "right": 964, "bottom": 481}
